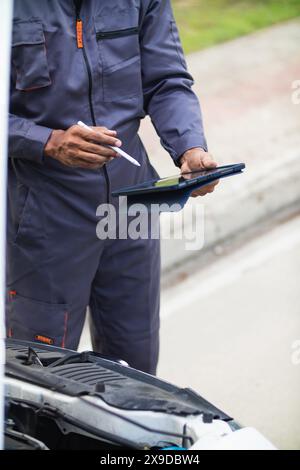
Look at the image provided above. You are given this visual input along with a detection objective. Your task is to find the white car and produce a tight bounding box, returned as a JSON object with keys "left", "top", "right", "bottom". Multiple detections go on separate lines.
{"left": 4, "top": 338, "right": 275, "bottom": 450}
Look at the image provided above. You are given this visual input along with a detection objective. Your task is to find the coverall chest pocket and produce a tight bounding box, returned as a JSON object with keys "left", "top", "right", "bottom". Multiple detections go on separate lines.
{"left": 12, "top": 19, "right": 51, "bottom": 91}
{"left": 94, "top": 8, "right": 142, "bottom": 102}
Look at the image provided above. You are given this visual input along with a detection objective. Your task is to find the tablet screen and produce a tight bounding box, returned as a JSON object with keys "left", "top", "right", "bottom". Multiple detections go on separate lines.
{"left": 153, "top": 169, "right": 219, "bottom": 189}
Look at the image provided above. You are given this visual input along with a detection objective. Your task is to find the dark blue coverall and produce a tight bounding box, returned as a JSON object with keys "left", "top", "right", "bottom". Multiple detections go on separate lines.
{"left": 6, "top": 0, "right": 207, "bottom": 374}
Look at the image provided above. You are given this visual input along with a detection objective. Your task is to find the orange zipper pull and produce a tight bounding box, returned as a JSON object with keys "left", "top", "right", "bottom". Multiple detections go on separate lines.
{"left": 76, "top": 19, "right": 83, "bottom": 48}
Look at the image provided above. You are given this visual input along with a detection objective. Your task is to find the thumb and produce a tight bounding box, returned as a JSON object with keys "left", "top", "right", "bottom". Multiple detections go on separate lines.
{"left": 180, "top": 161, "right": 191, "bottom": 174}
{"left": 202, "top": 153, "right": 217, "bottom": 169}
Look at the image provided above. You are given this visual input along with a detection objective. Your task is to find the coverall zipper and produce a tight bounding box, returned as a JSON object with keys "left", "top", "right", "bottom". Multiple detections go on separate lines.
{"left": 96, "top": 27, "right": 139, "bottom": 40}
{"left": 74, "top": 0, "right": 111, "bottom": 204}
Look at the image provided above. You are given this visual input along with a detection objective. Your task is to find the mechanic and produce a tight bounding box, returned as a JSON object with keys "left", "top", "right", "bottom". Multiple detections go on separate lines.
{"left": 7, "top": 0, "right": 217, "bottom": 374}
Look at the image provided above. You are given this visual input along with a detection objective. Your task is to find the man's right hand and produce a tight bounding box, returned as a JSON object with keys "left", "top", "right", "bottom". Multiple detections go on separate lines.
{"left": 44, "top": 124, "right": 122, "bottom": 169}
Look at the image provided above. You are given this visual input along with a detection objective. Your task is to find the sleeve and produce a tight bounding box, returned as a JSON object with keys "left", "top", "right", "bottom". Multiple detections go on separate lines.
{"left": 8, "top": 113, "right": 53, "bottom": 164}
{"left": 140, "top": 0, "right": 208, "bottom": 166}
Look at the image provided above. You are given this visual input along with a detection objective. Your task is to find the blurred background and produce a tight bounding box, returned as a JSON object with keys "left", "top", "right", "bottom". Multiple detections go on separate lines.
{"left": 81, "top": 0, "right": 300, "bottom": 449}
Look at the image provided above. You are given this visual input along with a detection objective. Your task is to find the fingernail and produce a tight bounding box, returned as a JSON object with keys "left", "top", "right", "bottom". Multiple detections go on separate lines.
{"left": 115, "top": 140, "right": 122, "bottom": 147}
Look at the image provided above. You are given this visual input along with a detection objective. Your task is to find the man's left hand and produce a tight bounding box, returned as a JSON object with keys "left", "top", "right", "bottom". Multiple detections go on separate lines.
{"left": 180, "top": 147, "right": 219, "bottom": 197}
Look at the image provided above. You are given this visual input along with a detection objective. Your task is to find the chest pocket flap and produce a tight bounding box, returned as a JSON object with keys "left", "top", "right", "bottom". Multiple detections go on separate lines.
{"left": 12, "top": 19, "right": 51, "bottom": 91}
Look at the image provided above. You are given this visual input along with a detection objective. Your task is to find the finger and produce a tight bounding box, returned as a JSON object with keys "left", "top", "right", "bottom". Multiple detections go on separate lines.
{"left": 192, "top": 186, "right": 217, "bottom": 197}
{"left": 75, "top": 151, "right": 113, "bottom": 165}
{"left": 87, "top": 132, "right": 122, "bottom": 148}
{"left": 191, "top": 180, "right": 220, "bottom": 197}
{"left": 91, "top": 132, "right": 122, "bottom": 147}
{"left": 72, "top": 124, "right": 116, "bottom": 136}
{"left": 95, "top": 127, "right": 117, "bottom": 136}
{"left": 73, "top": 125, "right": 121, "bottom": 147}
{"left": 180, "top": 162, "right": 191, "bottom": 174}
{"left": 78, "top": 127, "right": 122, "bottom": 147}
{"left": 201, "top": 153, "right": 218, "bottom": 169}
{"left": 78, "top": 141, "right": 118, "bottom": 158}
{"left": 202, "top": 179, "right": 219, "bottom": 192}
{"left": 191, "top": 188, "right": 212, "bottom": 197}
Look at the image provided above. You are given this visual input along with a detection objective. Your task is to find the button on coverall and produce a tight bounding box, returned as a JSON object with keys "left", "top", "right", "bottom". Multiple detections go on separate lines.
{"left": 7, "top": 0, "right": 207, "bottom": 374}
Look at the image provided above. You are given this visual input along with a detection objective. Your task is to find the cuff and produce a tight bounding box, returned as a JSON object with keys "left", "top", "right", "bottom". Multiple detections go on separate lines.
{"left": 164, "top": 132, "right": 208, "bottom": 167}
{"left": 23, "top": 123, "right": 53, "bottom": 164}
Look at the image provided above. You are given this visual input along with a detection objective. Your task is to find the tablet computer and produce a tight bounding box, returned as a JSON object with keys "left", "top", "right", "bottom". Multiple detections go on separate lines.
{"left": 112, "top": 163, "right": 245, "bottom": 197}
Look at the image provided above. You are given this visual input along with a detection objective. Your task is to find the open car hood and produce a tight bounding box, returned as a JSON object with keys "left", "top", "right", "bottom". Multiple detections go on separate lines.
{"left": 4, "top": 339, "right": 275, "bottom": 450}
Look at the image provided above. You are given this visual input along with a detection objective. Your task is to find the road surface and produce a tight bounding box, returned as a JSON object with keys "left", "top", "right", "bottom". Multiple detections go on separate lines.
{"left": 158, "top": 213, "right": 300, "bottom": 450}
{"left": 79, "top": 213, "right": 300, "bottom": 449}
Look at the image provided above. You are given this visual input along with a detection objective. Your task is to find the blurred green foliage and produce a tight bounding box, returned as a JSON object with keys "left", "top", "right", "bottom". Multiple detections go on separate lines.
{"left": 172, "top": 0, "right": 300, "bottom": 53}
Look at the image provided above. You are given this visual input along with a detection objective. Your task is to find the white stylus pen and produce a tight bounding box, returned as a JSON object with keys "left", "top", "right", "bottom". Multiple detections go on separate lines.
{"left": 77, "top": 121, "right": 141, "bottom": 167}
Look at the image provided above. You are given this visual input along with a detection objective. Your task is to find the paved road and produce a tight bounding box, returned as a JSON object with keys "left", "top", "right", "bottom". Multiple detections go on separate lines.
{"left": 79, "top": 214, "right": 300, "bottom": 449}
{"left": 158, "top": 214, "right": 300, "bottom": 450}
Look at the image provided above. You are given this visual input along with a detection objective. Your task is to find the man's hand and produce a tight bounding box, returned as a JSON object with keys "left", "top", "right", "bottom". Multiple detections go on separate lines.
{"left": 180, "top": 147, "right": 219, "bottom": 197}
{"left": 44, "top": 124, "right": 122, "bottom": 169}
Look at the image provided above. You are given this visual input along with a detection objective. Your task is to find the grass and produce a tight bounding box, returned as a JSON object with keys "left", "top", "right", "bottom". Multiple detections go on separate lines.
{"left": 172, "top": 0, "right": 300, "bottom": 53}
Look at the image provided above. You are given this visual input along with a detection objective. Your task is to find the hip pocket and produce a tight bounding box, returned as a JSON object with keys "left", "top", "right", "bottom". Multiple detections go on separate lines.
{"left": 12, "top": 19, "right": 51, "bottom": 91}
{"left": 14, "top": 185, "right": 44, "bottom": 246}
{"left": 7, "top": 291, "right": 69, "bottom": 348}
